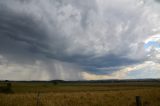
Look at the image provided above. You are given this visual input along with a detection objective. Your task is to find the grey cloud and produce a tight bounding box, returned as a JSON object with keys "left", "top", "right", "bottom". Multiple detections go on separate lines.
{"left": 155, "top": 0, "right": 160, "bottom": 3}
{"left": 0, "top": 9, "right": 50, "bottom": 64}
{"left": 0, "top": 56, "right": 83, "bottom": 80}
{"left": 0, "top": 0, "right": 160, "bottom": 80}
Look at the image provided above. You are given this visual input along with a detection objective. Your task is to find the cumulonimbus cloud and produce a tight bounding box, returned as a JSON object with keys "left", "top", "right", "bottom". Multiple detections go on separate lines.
{"left": 0, "top": 0, "right": 160, "bottom": 80}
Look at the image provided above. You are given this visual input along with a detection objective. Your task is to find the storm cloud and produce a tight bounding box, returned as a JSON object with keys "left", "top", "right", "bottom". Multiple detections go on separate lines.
{"left": 0, "top": 0, "right": 160, "bottom": 80}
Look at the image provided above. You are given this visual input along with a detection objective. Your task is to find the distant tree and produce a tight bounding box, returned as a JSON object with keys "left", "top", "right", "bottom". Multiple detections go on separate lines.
{"left": 5, "top": 80, "right": 9, "bottom": 82}
{"left": 53, "top": 81, "right": 58, "bottom": 85}
{"left": 50, "top": 80, "right": 64, "bottom": 85}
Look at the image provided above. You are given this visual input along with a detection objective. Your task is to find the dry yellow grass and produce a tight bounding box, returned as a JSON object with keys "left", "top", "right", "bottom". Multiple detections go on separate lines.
{"left": 0, "top": 82, "right": 160, "bottom": 106}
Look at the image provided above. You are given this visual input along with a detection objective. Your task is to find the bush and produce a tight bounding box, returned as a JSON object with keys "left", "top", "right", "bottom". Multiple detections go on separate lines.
{"left": 0, "top": 82, "right": 13, "bottom": 93}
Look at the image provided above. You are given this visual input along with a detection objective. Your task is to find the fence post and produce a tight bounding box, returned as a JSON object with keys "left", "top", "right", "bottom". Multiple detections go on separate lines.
{"left": 36, "top": 91, "right": 40, "bottom": 106}
{"left": 135, "top": 96, "right": 142, "bottom": 106}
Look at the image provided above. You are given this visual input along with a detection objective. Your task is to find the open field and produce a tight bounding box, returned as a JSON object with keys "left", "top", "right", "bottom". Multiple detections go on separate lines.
{"left": 0, "top": 81, "right": 160, "bottom": 106}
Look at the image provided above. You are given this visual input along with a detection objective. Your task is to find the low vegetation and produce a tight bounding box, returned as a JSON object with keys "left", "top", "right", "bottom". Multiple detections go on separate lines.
{"left": 0, "top": 81, "right": 160, "bottom": 106}
{"left": 0, "top": 82, "right": 13, "bottom": 93}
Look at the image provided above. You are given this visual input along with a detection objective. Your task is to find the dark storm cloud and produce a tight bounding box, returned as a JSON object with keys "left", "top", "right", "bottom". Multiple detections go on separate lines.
{"left": 0, "top": 9, "right": 50, "bottom": 64}
{"left": 0, "top": 7, "right": 141, "bottom": 74}
{"left": 0, "top": 0, "right": 159, "bottom": 80}
{"left": 75, "top": 54, "right": 143, "bottom": 74}
{"left": 0, "top": 0, "right": 149, "bottom": 69}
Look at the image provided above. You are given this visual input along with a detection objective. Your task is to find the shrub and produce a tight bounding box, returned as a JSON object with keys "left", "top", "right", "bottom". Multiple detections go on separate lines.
{"left": 0, "top": 82, "right": 13, "bottom": 93}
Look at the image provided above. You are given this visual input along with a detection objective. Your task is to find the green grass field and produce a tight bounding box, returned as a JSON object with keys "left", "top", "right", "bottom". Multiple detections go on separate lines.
{"left": 0, "top": 82, "right": 160, "bottom": 106}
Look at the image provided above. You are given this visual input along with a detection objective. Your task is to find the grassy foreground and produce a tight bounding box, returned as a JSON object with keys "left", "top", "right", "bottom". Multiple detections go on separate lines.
{"left": 0, "top": 82, "right": 160, "bottom": 106}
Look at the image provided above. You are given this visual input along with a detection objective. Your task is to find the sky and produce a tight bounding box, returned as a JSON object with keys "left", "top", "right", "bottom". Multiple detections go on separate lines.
{"left": 0, "top": 0, "right": 160, "bottom": 80}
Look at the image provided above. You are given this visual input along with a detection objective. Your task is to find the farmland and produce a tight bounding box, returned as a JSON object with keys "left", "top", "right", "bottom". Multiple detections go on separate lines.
{"left": 0, "top": 81, "right": 160, "bottom": 106}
